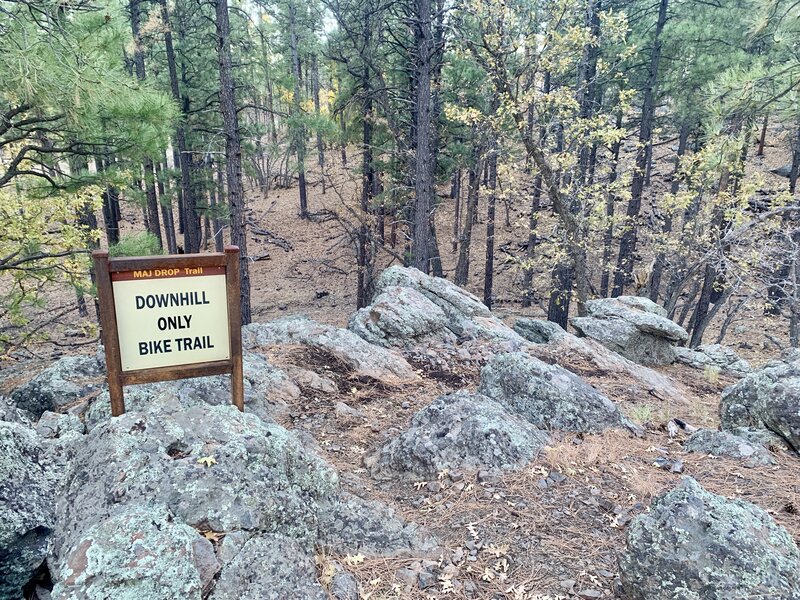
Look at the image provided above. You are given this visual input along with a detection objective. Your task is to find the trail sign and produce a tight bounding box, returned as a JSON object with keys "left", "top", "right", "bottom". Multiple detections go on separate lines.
{"left": 93, "top": 246, "right": 244, "bottom": 416}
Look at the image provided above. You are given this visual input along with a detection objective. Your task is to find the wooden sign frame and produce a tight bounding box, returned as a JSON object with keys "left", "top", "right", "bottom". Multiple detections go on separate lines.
{"left": 92, "top": 245, "right": 244, "bottom": 416}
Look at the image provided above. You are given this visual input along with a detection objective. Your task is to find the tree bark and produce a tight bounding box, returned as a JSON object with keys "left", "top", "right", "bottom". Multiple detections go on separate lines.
{"left": 454, "top": 142, "right": 482, "bottom": 287}
{"left": 129, "top": 0, "right": 162, "bottom": 249}
{"left": 215, "top": 0, "right": 251, "bottom": 324}
{"left": 612, "top": 0, "right": 668, "bottom": 296}
{"left": 160, "top": 0, "right": 199, "bottom": 252}
{"left": 483, "top": 148, "right": 498, "bottom": 308}
{"left": 289, "top": 3, "right": 308, "bottom": 218}
{"left": 648, "top": 121, "right": 689, "bottom": 301}
{"left": 411, "top": 0, "right": 438, "bottom": 274}
{"left": 311, "top": 54, "right": 326, "bottom": 195}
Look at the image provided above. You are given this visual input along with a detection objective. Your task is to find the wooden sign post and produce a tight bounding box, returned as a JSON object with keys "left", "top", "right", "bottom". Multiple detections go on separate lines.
{"left": 92, "top": 246, "right": 244, "bottom": 416}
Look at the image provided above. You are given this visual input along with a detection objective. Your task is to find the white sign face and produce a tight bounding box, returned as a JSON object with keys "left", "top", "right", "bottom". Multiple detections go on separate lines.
{"left": 112, "top": 266, "right": 231, "bottom": 372}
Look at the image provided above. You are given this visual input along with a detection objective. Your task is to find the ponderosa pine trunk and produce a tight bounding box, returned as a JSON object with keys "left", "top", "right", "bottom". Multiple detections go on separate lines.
{"left": 483, "top": 148, "right": 498, "bottom": 308}
{"left": 612, "top": 0, "right": 668, "bottom": 296}
{"left": 160, "top": 0, "right": 199, "bottom": 252}
{"left": 289, "top": 3, "right": 309, "bottom": 219}
{"left": 454, "top": 142, "right": 483, "bottom": 286}
{"left": 215, "top": 0, "right": 251, "bottom": 324}
{"left": 648, "top": 121, "right": 690, "bottom": 301}
{"left": 356, "top": 12, "right": 375, "bottom": 309}
{"left": 129, "top": 0, "right": 162, "bottom": 249}
{"left": 411, "top": 0, "right": 436, "bottom": 274}
{"left": 311, "top": 54, "right": 326, "bottom": 195}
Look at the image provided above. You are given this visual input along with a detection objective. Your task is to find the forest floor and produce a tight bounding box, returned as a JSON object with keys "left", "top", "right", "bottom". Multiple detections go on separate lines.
{"left": 2, "top": 127, "right": 800, "bottom": 598}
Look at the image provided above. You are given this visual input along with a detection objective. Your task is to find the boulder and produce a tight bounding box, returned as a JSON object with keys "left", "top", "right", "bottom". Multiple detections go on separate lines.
{"left": 720, "top": 352, "right": 800, "bottom": 452}
{"left": 9, "top": 354, "right": 104, "bottom": 418}
{"left": 348, "top": 286, "right": 455, "bottom": 348}
{"left": 571, "top": 296, "right": 688, "bottom": 366}
{"left": 683, "top": 429, "right": 775, "bottom": 467}
{"left": 513, "top": 318, "right": 568, "bottom": 344}
{"left": 619, "top": 478, "right": 800, "bottom": 599}
{"left": 244, "top": 316, "right": 419, "bottom": 386}
{"left": 359, "top": 266, "right": 524, "bottom": 345}
{"left": 516, "top": 318, "right": 689, "bottom": 405}
{"left": 85, "top": 351, "right": 295, "bottom": 430}
{"left": 51, "top": 400, "right": 434, "bottom": 595}
{"left": 675, "top": 344, "right": 751, "bottom": 378}
{"left": 478, "top": 352, "right": 629, "bottom": 433}
{"left": 210, "top": 534, "right": 326, "bottom": 600}
{"left": 52, "top": 506, "right": 219, "bottom": 600}
{"left": 0, "top": 422, "right": 57, "bottom": 598}
{"left": 52, "top": 404, "right": 338, "bottom": 570}
{"left": 317, "top": 493, "right": 437, "bottom": 555}
{"left": 365, "top": 391, "right": 549, "bottom": 479}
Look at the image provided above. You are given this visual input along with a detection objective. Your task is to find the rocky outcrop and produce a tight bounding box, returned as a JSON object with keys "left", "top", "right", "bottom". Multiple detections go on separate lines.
{"left": 570, "top": 296, "right": 688, "bottom": 366}
{"left": 350, "top": 266, "right": 524, "bottom": 347}
{"left": 365, "top": 391, "right": 549, "bottom": 479}
{"left": 675, "top": 344, "right": 751, "bottom": 378}
{"left": 244, "top": 316, "right": 419, "bottom": 386}
{"left": 9, "top": 353, "right": 104, "bottom": 418}
{"left": 619, "top": 478, "right": 800, "bottom": 600}
{"left": 720, "top": 352, "right": 800, "bottom": 453}
{"left": 209, "top": 534, "right": 326, "bottom": 600}
{"left": 52, "top": 506, "right": 219, "bottom": 600}
{"left": 85, "top": 351, "right": 296, "bottom": 429}
{"left": 348, "top": 285, "right": 456, "bottom": 348}
{"left": 0, "top": 422, "right": 56, "bottom": 599}
{"left": 478, "top": 352, "right": 630, "bottom": 433}
{"left": 683, "top": 429, "right": 775, "bottom": 467}
{"left": 49, "top": 400, "right": 433, "bottom": 597}
{"left": 516, "top": 317, "right": 689, "bottom": 405}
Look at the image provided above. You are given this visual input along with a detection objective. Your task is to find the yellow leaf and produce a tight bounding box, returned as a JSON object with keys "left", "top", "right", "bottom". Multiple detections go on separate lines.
{"left": 343, "top": 553, "right": 365, "bottom": 566}
{"left": 197, "top": 456, "right": 217, "bottom": 467}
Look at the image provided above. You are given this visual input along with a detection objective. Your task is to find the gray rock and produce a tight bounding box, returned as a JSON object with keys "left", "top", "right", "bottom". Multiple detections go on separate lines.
{"left": 730, "top": 426, "right": 792, "bottom": 452}
{"left": 772, "top": 164, "right": 793, "bottom": 178}
{"left": 331, "top": 571, "right": 359, "bottom": 600}
{"left": 365, "top": 391, "right": 550, "bottom": 478}
{"left": 571, "top": 297, "right": 688, "bottom": 366}
{"left": 675, "top": 344, "right": 751, "bottom": 378}
{"left": 513, "top": 318, "right": 568, "bottom": 344}
{"left": 85, "top": 351, "right": 295, "bottom": 430}
{"left": 35, "top": 411, "right": 85, "bottom": 439}
{"left": 720, "top": 354, "right": 800, "bottom": 452}
{"left": 0, "top": 394, "right": 32, "bottom": 426}
{"left": 52, "top": 505, "right": 218, "bottom": 600}
{"left": 478, "top": 352, "right": 627, "bottom": 433}
{"left": 0, "top": 422, "right": 55, "bottom": 599}
{"left": 52, "top": 403, "right": 338, "bottom": 571}
{"left": 348, "top": 286, "right": 455, "bottom": 348}
{"left": 362, "top": 266, "right": 524, "bottom": 345}
{"left": 519, "top": 321, "right": 689, "bottom": 405}
{"left": 318, "top": 492, "right": 436, "bottom": 556}
{"left": 243, "top": 317, "right": 419, "bottom": 386}
{"left": 619, "top": 478, "right": 800, "bottom": 599}
{"left": 683, "top": 429, "right": 775, "bottom": 467}
{"left": 210, "top": 534, "right": 327, "bottom": 600}
{"left": 9, "top": 354, "right": 104, "bottom": 417}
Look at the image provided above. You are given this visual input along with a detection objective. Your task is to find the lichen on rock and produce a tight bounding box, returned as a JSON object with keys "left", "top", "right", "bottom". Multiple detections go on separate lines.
{"left": 365, "top": 391, "right": 550, "bottom": 479}
{"left": 619, "top": 477, "right": 800, "bottom": 600}
{"left": 478, "top": 352, "right": 629, "bottom": 433}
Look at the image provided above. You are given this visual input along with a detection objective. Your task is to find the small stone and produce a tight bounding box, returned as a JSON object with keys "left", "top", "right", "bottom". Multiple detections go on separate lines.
{"left": 559, "top": 579, "right": 576, "bottom": 590}
{"left": 331, "top": 572, "right": 359, "bottom": 600}
{"left": 670, "top": 459, "right": 684, "bottom": 473}
{"left": 418, "top": 571, "right": 438, "bottom": 590}
{"left": 395, "top": 568, "right": 417, "bottom": 587}
{"left": 402, "top": 401, "right": 411, "bottom": 409}
{"left": 577, "top": 589, "right": 602, "bottom": 599}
